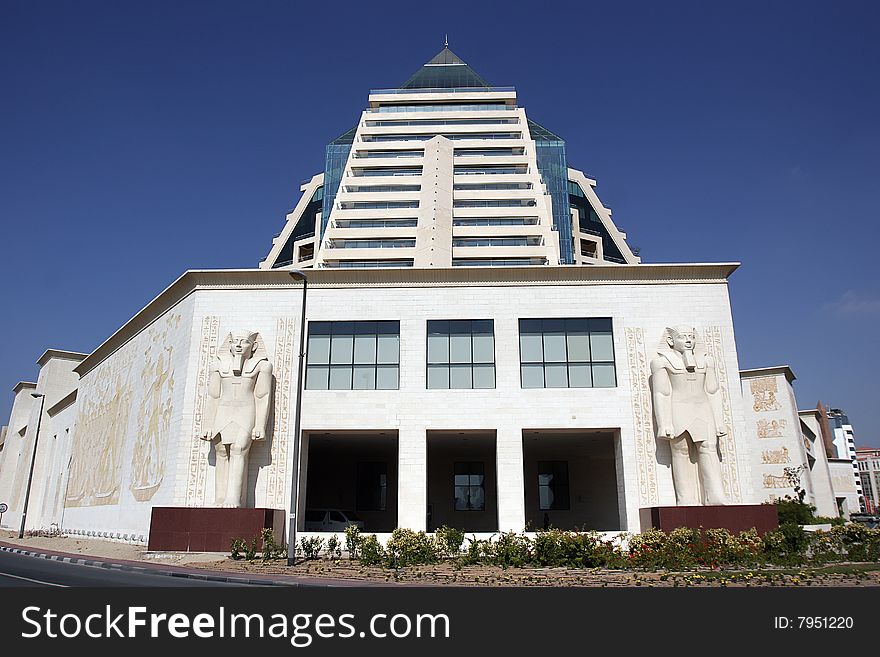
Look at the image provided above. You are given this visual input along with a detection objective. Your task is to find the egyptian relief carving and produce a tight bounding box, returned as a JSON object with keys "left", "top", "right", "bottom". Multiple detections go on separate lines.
{"left": 650, "top": 326, "right": 728, "bottom": 506}
{"left": 186, "top": 315, "right": 221, "bottom": 507}
{"left": 762, "top": 446, "right": 790, "bottom": 464}
{"left": 67, "top": 351, "right": 135, "bottom": 507}
{"left": 757, "top": 419, "right": 786, "bottom": 439}
{"left": 264, "top": 317, "right": 296, "bottom": 509}
{"left": 625, "top": 327, "right": 659, "bottom": 506}
{"left": 702, "top": 326, "right": 740, "bottom": 502}
{"left": 201, "top": 331, "right": 273, "bottom": 508}
{"left": 130, "top": 313, "right": 180, "bottom": 501}
{"left": 762, "top": 473, "right": 790, "bottom": 489}
{"left": 750, "top": 377, "right": 781, "bottom": 412}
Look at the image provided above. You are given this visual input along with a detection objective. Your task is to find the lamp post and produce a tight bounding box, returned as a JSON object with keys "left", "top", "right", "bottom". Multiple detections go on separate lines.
{"left": 287, "top": 270, "right": 308, "bottom": 566}
{"left": 19, "top": 392, "right": 46, "bottom": 539}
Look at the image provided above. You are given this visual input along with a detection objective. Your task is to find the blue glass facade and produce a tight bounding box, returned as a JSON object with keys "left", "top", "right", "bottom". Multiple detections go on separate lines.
{"left": 529, "top": 120, "right": 573, "bottom": 264}
{"left": 320, "top": 127, "right": 356, "bottom": 241}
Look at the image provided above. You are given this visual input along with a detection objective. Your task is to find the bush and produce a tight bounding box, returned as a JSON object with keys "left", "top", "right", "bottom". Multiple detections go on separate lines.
{"left": 357, "top": 534, "right": 385, "bottom": 566}
{"left": 299, "top": 535, "right": 324, "bottom": 560}
{"left": 434, "top": 525, "right": 465, "bottom": 558}
{"left": 260, "top": 528, "right": 286, "bottom": 561}
{"left": 487, "top": 531, "right": 531, "bottom": 569}
{"left": 230, "top": 538, "right": 246, "bottom": 561}
{"left": 385, "top": 528, "right": 438, "bottom": 567}
{"left": 325, "top": 534, "right": 342, "bottom": 559}
{"left": 775, "top": 496, "right": 816, "bottom": 525}
{"left": 344, "top": 525, "right": 362, "bottom": 560}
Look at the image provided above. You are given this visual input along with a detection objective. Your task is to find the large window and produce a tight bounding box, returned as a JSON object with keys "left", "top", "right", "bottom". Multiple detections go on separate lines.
{"left": 538, "top": 461, "right": 570, "bottom": 510}
{"left": 427, "top": 320, "right": 495, "bottom": 389}
{"left": 454, "top": 462, "right": 485, "bottom": 511}
{"left": 356, "top": 462, "right": 388, "bottom": 511}
{"left": 306, "top": 321, "right": 399, "bottom": 390}
{"left": 519, "top": 318, "right": 616, "bottom": 388}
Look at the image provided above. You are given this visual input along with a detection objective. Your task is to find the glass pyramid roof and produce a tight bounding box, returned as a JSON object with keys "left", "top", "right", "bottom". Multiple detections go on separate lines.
{"left": 400, "top": 46, "right": 491, "bottom": 90}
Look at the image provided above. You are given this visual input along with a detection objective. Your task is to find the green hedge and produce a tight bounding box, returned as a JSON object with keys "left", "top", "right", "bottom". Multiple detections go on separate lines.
{"left": 340, "top": 524, "right": 880, "bottom": 570}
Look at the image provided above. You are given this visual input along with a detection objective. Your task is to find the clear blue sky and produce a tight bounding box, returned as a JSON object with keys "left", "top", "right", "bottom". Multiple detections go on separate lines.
{"left": 1, "top": 1, "right": 878, "bottom": 446}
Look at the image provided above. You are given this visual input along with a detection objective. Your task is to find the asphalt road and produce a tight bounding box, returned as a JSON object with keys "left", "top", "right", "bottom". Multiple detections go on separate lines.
{"left": 0, "top": 551, "right": 258, "bottom": 587}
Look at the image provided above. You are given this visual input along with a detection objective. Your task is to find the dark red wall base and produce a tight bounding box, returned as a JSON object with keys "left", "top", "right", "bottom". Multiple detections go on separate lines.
{"left": 639, "top": 504, "right": 779, "bottom": 534}
{"left": 148, "top": 507, "right": 285, "bottom": 552}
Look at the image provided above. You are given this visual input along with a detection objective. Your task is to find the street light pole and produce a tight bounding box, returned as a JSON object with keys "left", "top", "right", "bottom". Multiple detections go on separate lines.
{"left": 19, "top": 392, "right": 46, "bottom": 539}
{"left": 287, "top": 270, "right": 308, "bottom": 566}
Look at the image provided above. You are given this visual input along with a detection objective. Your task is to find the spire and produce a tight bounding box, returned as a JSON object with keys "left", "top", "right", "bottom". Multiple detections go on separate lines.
{"left": 400, "top": 45, "right": 491, "bottom": 89}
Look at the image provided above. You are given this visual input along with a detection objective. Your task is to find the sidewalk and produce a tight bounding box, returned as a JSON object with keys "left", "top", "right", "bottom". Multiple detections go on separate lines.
{"left": 0, "top": 534, "right": 380, "bottom": 587}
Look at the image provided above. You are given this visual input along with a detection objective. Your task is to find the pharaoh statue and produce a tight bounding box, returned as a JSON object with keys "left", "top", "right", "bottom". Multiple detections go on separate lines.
{"left": 650, "top": 326, "right": 728, "bottom": 506}
{"left": 201, "top": 331, "right": 273, "bottom": 508}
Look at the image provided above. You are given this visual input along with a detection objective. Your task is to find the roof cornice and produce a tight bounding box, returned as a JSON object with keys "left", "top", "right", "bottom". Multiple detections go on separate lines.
{"left": 740, "top": 365, "right": 796, "bottom": 384}
{"left": 37, "top": 349, "right": 88, "bottom": 367}
{"left": 47, "top": 389, "right": 77, "bottom": 417}
{"left": 13, "top": 381, "right": 37, "bottom": 394}
{"left": 74, "top": 263, "right": 739, "bottom": 378}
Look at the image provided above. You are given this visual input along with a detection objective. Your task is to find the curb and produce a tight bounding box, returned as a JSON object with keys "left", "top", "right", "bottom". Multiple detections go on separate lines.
{"left": 0, "top": 544, "right": 298, "bottom": 586}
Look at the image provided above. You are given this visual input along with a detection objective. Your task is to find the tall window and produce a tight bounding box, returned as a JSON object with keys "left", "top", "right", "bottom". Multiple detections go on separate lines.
{"left": 427, "top": 320, "right": 495, "bottom": 389}
{"left": 356, "top": 462, "right": 388, "bottom": 511}
{"left": 538, "top": 461, "right": 570, "bottom": 510}
{"left": 306, "top": 321, "right": 399, "bottom": 390}
{"left": 454, "top": 462, "right": 485, "bottom": 511}
{"left": 519, "top": 318, "right": 616, "bottom": 388}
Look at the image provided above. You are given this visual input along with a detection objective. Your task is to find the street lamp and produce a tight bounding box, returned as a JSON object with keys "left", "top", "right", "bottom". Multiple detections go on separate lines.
{"left": 19, "top": 392, "right": 46, "bottom": 539}
{"left": 287, "top": 269, "right": 308, "bottom": 566}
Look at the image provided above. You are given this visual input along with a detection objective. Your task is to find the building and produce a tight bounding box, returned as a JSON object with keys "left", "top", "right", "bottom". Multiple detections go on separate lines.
{"left": 261, "top": 46, "right": 639, "bottom": 272}
{"left": 0, "top": 46, "right": 850, "bottom": 544}
{"left": 856, "top": 448, "right": 880, "bottom": 514}
{"left": 826, "top": 406, "right": 865, "bottom": 513}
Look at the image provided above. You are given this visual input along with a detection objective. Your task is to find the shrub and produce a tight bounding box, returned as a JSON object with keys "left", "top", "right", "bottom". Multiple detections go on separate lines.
{"left": 344, "top": 525, "right": 362, "bottom": 560}
{"left": 244, "top": 537, "right": 258, "bottom": 561}
{"left": 763, "top": 523, "right": 808, "bottom": 565}
{"left": 299, "top": 535, "right": 324, "bottom": 560}
{"left": 434, "top": 525, "right": 465, "bottom": 558}
{"left": 487, "top": 531, "right": 531, "bottom": 569}
{"left": 357, "top": 534, "right": 385, "bottom": 566}
{"left": 260, "top": 528, "right": 286, "bottom": 561}
{"left": 230, "top": 538, "right": 246, "bottom": 561}
{"left": 325, "top": 534, "right": 342, "bottom": 559}
{"left": 385, "top": 528, "right": 438, "bottom": 567}
{"left": 775, "top": 496, "right": 815, "bottom": 525}
{"left": 831, "top": 523, "right": 880, "bottom": 562}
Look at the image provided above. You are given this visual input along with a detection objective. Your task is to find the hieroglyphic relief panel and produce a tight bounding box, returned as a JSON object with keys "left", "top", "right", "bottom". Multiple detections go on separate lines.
{"left": 763, "top": 473, "right": 790, "bottom": 489}
{"left": 66, "top": 345, "right": 136, "bottom": 507}
{"left": 757, "top": 419, "right": 786, "bottom": 439}
{"left": 185, "top": 316, "right": 220, "bottom": 507}
{"left": 264, "top": 317, "right": 296, "bottom": 509}
{"left": 625, "top": 327, "right": 658, "bottom": 506}
{"left": 762, "top": 446, "right": 790, "bottom": 464}
{"left": 750, "top": 376, "right": 781, "bottom": 412}
{"left": 130, "top": 314, "right": 181, "bottom": 501}
{"left": 703, "top": 326, "right": 741, "bottom": 502}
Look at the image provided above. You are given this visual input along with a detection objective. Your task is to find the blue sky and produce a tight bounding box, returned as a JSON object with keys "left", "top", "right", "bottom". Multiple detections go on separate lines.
{"left": 1, "top": 1, "right": 878, "bottom": 446}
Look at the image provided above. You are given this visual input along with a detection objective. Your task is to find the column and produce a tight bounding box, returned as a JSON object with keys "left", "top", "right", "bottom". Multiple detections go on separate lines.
{"left": 397, "top": 426, "right": 426, "bottom": 531}
{"left": 496, "top": 426, "right": 525, "bottom": 532}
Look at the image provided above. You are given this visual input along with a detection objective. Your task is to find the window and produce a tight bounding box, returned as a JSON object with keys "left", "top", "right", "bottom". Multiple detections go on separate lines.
{"left": 356, "top": 462, "right": 388, "bottom": 511}
{"left": 306, "top": 321, "right": 399, "bottom": 390}
{"left": 519, "top": 318, "right": 616, "bottom": 388}
{"left": 538, "top": 461, "right": 570, "bottom": 510}
{"left": 427, "top": 320, "right": 495, "bottom": 389}
{"left": 454, "top": 462, "right": 485, "bottom": 511}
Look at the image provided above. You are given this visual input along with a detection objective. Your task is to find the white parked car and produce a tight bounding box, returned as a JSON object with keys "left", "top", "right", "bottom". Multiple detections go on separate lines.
{"left": 303, "top": 509, "right": 365, "bottom": 532}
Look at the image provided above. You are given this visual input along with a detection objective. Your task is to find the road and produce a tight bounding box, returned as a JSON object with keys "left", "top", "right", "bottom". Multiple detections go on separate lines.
{"left": 0, "top": 551, "right": 262, "bottom": 587}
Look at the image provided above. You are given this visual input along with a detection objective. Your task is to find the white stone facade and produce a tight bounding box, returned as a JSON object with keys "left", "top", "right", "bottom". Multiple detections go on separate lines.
{"left": 1, "top": 265, "right": 765, "bottom": 540}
